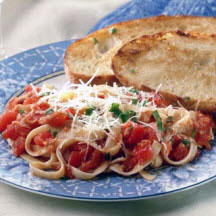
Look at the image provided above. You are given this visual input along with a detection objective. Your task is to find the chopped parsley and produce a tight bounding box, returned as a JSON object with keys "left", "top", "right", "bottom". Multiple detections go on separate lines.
{"left": 109, "top": 103, "right": 122, "bottom": 117}
{"left": 120, "top": 110, "right": 137, "bottom": 123}
{"left": 184, "top": 97, "right": 190, "bottom": 102}
{"left": 93, "top": 38, "right": 98, "bottom": 45}
{"left": 129, "top": 68, "right": 135, "bottom": 74}
{"left": 142, "top": 99, "right": 148, "bottom": 106}
{"left": 129, "top": 88, "right": 139, "bottom": 94}
{"left": 68, "top": 113, "right": 73, "bottom": 120}
{"left": 85, "top": 107, "right": 96, "bottom": 116}
{"left": 45, "top": 108, "right": 54, "bottom": 115}
{"left": 39, "top": 92, "right": 50, "bottom": 97}
{"left": 166, "top": 116, "right": 173, "bottom": 124}
{"left": 182, "top": 139, "right": 190, "bottom": 146}
{"left": 152, "top": 110, "right": 164, "bottom": 132}
{"left": 110, "top": 103, "right": 137, "bottom": 123}
{"left": 18, "top": 109, "right": 25, "bottom": 115}
{"left": 132, "top": 99, "right": 138, "bottom": 105}
{"left": 49, "top": 130, "right": 58, "bottom": 138}
{"left": 191, "top": 129, "right": 197, "bottom": 139}
{"left": 105, "top": 153, "right": 111, "bottom": 161}
{"left": 109, "top": 27, "right": 117, "bottom": 34}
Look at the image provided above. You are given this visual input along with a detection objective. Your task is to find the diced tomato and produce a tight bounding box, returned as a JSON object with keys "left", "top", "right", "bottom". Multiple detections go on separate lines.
{"left": 73, "top": 143, "right": 94, "bottom": 159}
{"left": 39, "top": 102, "right": 50, "bottom": 110}
{"left": 194, "top": 112, "right": 214, "bottom": 149}
{"left": 66, "top": 108, "right": 85, "bottom": 116}
{"left": 171, "top": 134, "right": 182, "bottom": 145}
{"left": 0, "top": 111, "right": 18, "bottom": 131}
{"left": 65, "top": 142, "right": 103, "bottom": 173}
{"left": 81, "top": 149, "right": 103, "bottom": 172}
{"left": 65, "top": 166, "right": 75, "bottom": 179}
{"left": 33, "top": 102, "right": 50, "bottom": 112}
{"left": 2, "top": 123, "right": 30, "bottom": 140}
{"left": 144, "top": 127, "right": 158, "bottom": 141}
{"left": 23, "top": 112, "right": 43, "bottom": 128}
{"left": 7, "top": 97, "right": 18, "bottom": 110}
{"left": 133, "top": 140, "right": 153, "bottom": 164}
{"left": 33, "top": 131, "right": 53, "bottom": 147}
{"left": 68, "top": 151, "right": 82, "bottom": 168}
{"left": 167, "top": 135, "right": 189, "bottom": 161}
{"left": 123, "top": 156, "right": 138, "bottom": 172}
{"left": 122, "top": 122, "right": 146, "bottom": 147}
{"left": 169, "top": 143, "right": 189, "bottom": 161}
{"left": 25, "top": 85, "right": 33, "bottom": 93}
{"left": 97, "top": 93, "right": 105, "bottom": 99}
{"left": 12, "top": 137, "right": 26, "bottom": 156}
{"left": 122, "top": 121, "right": 157, "bottom": 148}
{"left": 149, "top": 92, "right": 169, "bottom": 107}
{"left": 25, "top": 85, "right": 41, "bottom": 93}
{"left": 39, "top": 111, "right": 69, "bottom": 127}
{"left": 23, "top": 96, "right": 40, "bottom": 105}
{"left": 66, "top": 108, "right": 76, "bottom": 116}
{"left": 122, "top": 121, "right": 133, "bottom": 139}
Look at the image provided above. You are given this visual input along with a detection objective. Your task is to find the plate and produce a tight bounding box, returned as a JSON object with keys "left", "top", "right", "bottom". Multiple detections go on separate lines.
{"left": 1, "top": 0, "right": 216, "bottom": 202}
{"left": 0, "top": 40, "right": 216, "bottom": 201}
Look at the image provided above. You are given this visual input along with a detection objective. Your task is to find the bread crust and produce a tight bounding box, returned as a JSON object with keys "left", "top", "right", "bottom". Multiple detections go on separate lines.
{"left": 64, "top": 15, "right": 216, "bottom": 85}
{"left": 112, "top": 31, "right": 216, "bottom": 114}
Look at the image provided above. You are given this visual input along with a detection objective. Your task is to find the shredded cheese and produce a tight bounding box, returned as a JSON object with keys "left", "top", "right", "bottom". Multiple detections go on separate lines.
{"left": 37, "top": 81, "right": 167, "bottom": 145}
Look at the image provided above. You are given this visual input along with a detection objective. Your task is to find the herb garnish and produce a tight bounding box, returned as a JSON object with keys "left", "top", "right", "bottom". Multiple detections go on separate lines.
{"left": 18, "top": 109, "right": 25, "bottom": 115}
{"left": 110, "top": 103, "right": 137, "bottom": 123}
{"left": 182, "top": 139, "right": 190, "bottom": 146}
{"left": 109, "top": 27, "right": 117, "bottom": 34}
{"left": 152, "top": 110, "right": 164, "bottom": 132}
{"left": 68, "top": 113, "right": 73, "bottom": 120}
{"left": 109, "top": 103, "right": 122, "bottom": 117}
{"left": 85, "top": 107, "right": 96, "bottom": 116}
{"left": 142, "top": 99, "right": 148, "bottom": 106}
{"left": 132, "top": 99, "right": 138, "bottom": 105}
{"left": 120, "top": 110, "right": 137, "bottom": 123}
{"left": 49, "top": 130, "right": 58, "bottom": 138}
{"left": 166, "top": 116, "right": 174, "bottom": 124}
{"left": 129, "top": 68, "right": 135, "bottom": 74}
{"left": 129, "top": 88, "right": 139, "bottom": 94}
{"left": 191, "top": 129, "right": 197, "bottom": 139}
{"left": 45, "top": 108, "right": 54, "bottom": 115}
{"left": 184, "top": 97, "right": 190, "bottom": 102}
{"left": 93, "top": 38, "right": 98, "bottom": 45}
{"left": 105, "top": 153, "right": 111, "bottom": 160}
{"left": 39, "top": 92, "right": 50, "bottom": 97}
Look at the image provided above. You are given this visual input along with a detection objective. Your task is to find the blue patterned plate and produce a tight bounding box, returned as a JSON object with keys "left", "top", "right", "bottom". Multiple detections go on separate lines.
{"left": 1, "top": 0, "right": 216, "bottom": 201}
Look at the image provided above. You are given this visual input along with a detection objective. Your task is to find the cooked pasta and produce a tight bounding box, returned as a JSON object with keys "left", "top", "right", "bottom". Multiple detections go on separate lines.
{"left": 0, "top": 82, "right": 214, "bottom": 180}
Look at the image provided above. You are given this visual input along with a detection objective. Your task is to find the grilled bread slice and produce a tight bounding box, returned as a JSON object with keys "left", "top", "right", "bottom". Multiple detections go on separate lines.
{"left": 64, "top": 15, "right": 216, "bottom": 85}
{"left": 112, "top": 31, "right": 216, "bottom": 114}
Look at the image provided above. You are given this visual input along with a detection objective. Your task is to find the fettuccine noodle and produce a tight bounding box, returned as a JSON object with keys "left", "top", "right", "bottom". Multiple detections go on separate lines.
{"left": 0, "top": 83, "right": 214, "bottom": 180}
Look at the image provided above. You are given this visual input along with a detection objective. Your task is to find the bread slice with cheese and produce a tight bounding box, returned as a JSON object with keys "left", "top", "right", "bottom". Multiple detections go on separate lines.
{"left": 112, "top": 31, "right": 216, "bottom": 114}
{"left": 64, "top": 15, "right": 216, "bottom": 85}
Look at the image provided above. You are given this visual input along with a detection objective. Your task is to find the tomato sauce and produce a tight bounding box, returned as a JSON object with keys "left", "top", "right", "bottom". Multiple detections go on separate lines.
{"left": 168, "top": 135, "right": 189, "bottom": 161}
{"left": 0, "top": 84, "right": 215, "bottom": 178}
{"left": 194, "top": 112, "right": 214, "bottom": 150}
{"left": 122, "top": 121, "right": 156, "bottom": 172}
{"left": 0, "top": 85, "right": 70, "bottom": 157}
{"left": 63, "top": 142, "right": 104, "bottom": 177}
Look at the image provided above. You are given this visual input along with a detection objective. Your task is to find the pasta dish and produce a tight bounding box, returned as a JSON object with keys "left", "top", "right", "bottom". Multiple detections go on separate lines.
{"left": 0, "top": 82, "right": 214, "bottom": 180}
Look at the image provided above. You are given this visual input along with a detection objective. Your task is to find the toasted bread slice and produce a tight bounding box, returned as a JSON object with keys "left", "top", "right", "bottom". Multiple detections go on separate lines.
{"left": 64, "top": 15, "right": 216, "bottom": 85}
{"left": 112, "top": 31, "right": 216, "bottom": 114}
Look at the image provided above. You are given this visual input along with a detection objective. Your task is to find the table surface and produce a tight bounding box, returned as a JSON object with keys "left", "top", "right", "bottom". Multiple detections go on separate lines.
{"left": 1, "top": 1, "right": 216, "bottom": 215}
